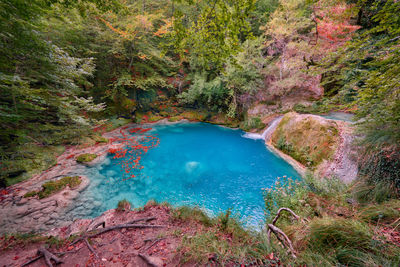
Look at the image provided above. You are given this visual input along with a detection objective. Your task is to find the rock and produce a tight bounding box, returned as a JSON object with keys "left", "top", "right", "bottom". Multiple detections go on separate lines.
{"left": 42, "top": 205, "right": 57, "bottom": 214}
{"left": 16, "top": 198, "right": 28, "bottom": 206}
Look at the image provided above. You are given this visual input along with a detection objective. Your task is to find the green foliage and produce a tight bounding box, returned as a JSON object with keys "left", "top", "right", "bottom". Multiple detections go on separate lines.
{"left": 240, "top": 116, "right": 266, "bottom": 131}
{"left": 317, "top": 0, "right": 400, "bottom": 146}
{"left": 178, "top": 73, "right": 226, "bottom": 111}
{"left": 76, "top": 153, "right": 97, "bottom": 163}
{"left": 171, "top": 0, "right": 256, "bottom": 70}
{"left": 179, "top": 38, "right": 265, "bottom": 117}
{"left": 24, "top": 176, "right": 81, "bottom": 199}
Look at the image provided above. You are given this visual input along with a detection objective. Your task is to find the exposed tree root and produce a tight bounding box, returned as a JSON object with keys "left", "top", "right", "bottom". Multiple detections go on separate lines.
{"left": 144, "top": 237, "right": 165, "bottom": 252}
{"left": 267, "top": 207, "right": 303, "bottom": 258}
{"left": 138, "top": 253, "right": 159, "bottom": 267}
{"left": 22, "top": 219, "right": 165, "bottom": 266}
{"left": 267, "top": 224, "right": 297, "bottom": 258}
{"left": 271, "top": 208, "right": 301, "bottom": 225}
{"left": 128, "top": 216, "right": 156, "bottom": 224}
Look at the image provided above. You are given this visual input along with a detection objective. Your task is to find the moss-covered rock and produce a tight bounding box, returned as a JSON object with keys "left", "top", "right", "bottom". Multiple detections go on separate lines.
{"left": 2, "top": 145, "right": 65, "bottom": 187}
{"left": 76, "top": 153, "right": 97, "bottom": 163}
{"left": 168, "top": 115, "right": 184, "bottom": 122}
{"left": 24, "top": 176, "right": 82, "bottom": 199}
{"left": 92, "top": 135, "right": 108, "bottom": 143}
{"left": 271, "top": 112, "right": 339, "bottom": 167}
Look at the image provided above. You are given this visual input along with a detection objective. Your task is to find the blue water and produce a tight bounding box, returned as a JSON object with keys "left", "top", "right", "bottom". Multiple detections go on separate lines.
{"left": 66, "top": 123, "right": 300, "bottom": 228}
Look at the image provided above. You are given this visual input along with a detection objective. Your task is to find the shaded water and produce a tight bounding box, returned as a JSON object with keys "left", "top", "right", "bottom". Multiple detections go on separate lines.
{"left": 65, "top": 123, "right": 300, "bottom": 227}
{"left": 321, "top": 112, "right": 354, "bottom": 122}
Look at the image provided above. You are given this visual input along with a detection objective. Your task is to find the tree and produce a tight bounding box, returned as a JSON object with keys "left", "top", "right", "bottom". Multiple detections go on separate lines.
{"left": 171, "top": 0, "right": 256, "bottom": 70}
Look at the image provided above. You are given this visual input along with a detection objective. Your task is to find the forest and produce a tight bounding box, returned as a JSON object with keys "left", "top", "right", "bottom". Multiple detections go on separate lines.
{"left": 0, "top": 0, "right": 400, "bottom": 266}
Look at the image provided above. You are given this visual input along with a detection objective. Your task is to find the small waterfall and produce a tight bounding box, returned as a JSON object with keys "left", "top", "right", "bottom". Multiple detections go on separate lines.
{"left": 243, "top": 116, "right": 283, "bottom": 141}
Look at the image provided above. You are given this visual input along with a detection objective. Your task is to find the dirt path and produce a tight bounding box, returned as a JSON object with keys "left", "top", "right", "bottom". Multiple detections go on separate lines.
{"left": 317, "top": 121, "right": 358, "bottom": 183}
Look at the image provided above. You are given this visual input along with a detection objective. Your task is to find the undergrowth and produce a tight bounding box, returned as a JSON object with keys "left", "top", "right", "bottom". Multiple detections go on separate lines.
{"left": 178, "top": 173, "right": 400, "bottom": 266}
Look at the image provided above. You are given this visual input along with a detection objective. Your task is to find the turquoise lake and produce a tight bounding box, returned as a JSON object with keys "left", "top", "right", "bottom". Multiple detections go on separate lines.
{"left": 67, "top": 122, "right": 300, "bottom": 228}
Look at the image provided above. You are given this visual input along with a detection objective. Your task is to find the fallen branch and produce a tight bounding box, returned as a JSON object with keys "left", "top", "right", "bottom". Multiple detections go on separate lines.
{"left": 84, "top": 238, "right": 98, "bottom": 258}
{"left": 267, "top": 224, "right": 296, "bottom": 258}
{"left": 89, "top": 221, "right": 106, "bottom": 231}
{"left": 23, "top": 221, "right": 165, "bottom": 266}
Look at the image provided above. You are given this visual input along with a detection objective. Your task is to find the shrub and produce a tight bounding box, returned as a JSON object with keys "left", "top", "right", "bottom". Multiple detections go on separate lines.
{"left": 76, "top": 153, "right": 97, "bottom": 163}
{"left": 240, "top": 116, "right": 266, "bottom": 131}
{"left": 116, "top": 199, "right": 132, "bottom": 211}
{"left": 358, "top": 147, "right": 400, "bottom": 194}
{"left": 24, "top": 176, "right": 81, "bottom": 199}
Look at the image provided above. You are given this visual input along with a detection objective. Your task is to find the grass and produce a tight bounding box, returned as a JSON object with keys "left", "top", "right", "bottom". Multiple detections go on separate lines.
{"left": 171, "top": 206, "right": 213, "bottom": 226}
{"left": 76, "top": 153, "right": 97, "bottom": 163}
{"left": 358, "top": 200, "right": 400, "bottom": 224}
{"left": 0, "top": 232, "right": 66, "bottom": 250}
{"left": 176, "top": 207, "right": 276, "bottom": 266}
{"left": 24, "top": 176, "right": 81, "bottom": 199}
{"left": 261, "top": 173, "right": 400, "bottom": 266}
{"left": 271, "top": 112, "right": 339, "bottom": 167}
{"left": 116, "top": 199, "right": 132, "bottom": 211}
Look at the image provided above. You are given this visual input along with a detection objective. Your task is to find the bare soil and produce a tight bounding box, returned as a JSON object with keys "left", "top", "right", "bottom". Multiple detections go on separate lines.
{"left": 0, "top": 204, "right": 205, "bottom": 267}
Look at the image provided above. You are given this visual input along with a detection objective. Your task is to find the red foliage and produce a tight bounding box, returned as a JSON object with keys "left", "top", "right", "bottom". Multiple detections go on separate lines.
{"left": 108, "top": 127, "right": 159, "bottom": 181}
{"left": 66, "top": 154, "right": 75, "bottom": 159}
{"left": 314, "top": 1, "right": 361, "bottom": 48}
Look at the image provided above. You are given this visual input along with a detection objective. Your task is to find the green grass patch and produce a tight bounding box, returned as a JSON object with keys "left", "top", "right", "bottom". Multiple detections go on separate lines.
{"left": 116, "top": 199, "right": 132, "bottom": 211}
{"left": 358, "top": 200, "right": 400, "bottom": 224}
{"left": 171, "top": 206, "right": 213, "bottom": 226}
{"left": 76, "top": 153, "right": 97, "bottom": 163}
{"left": 24, "top": 176, "right": 81, "bottom": 199}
